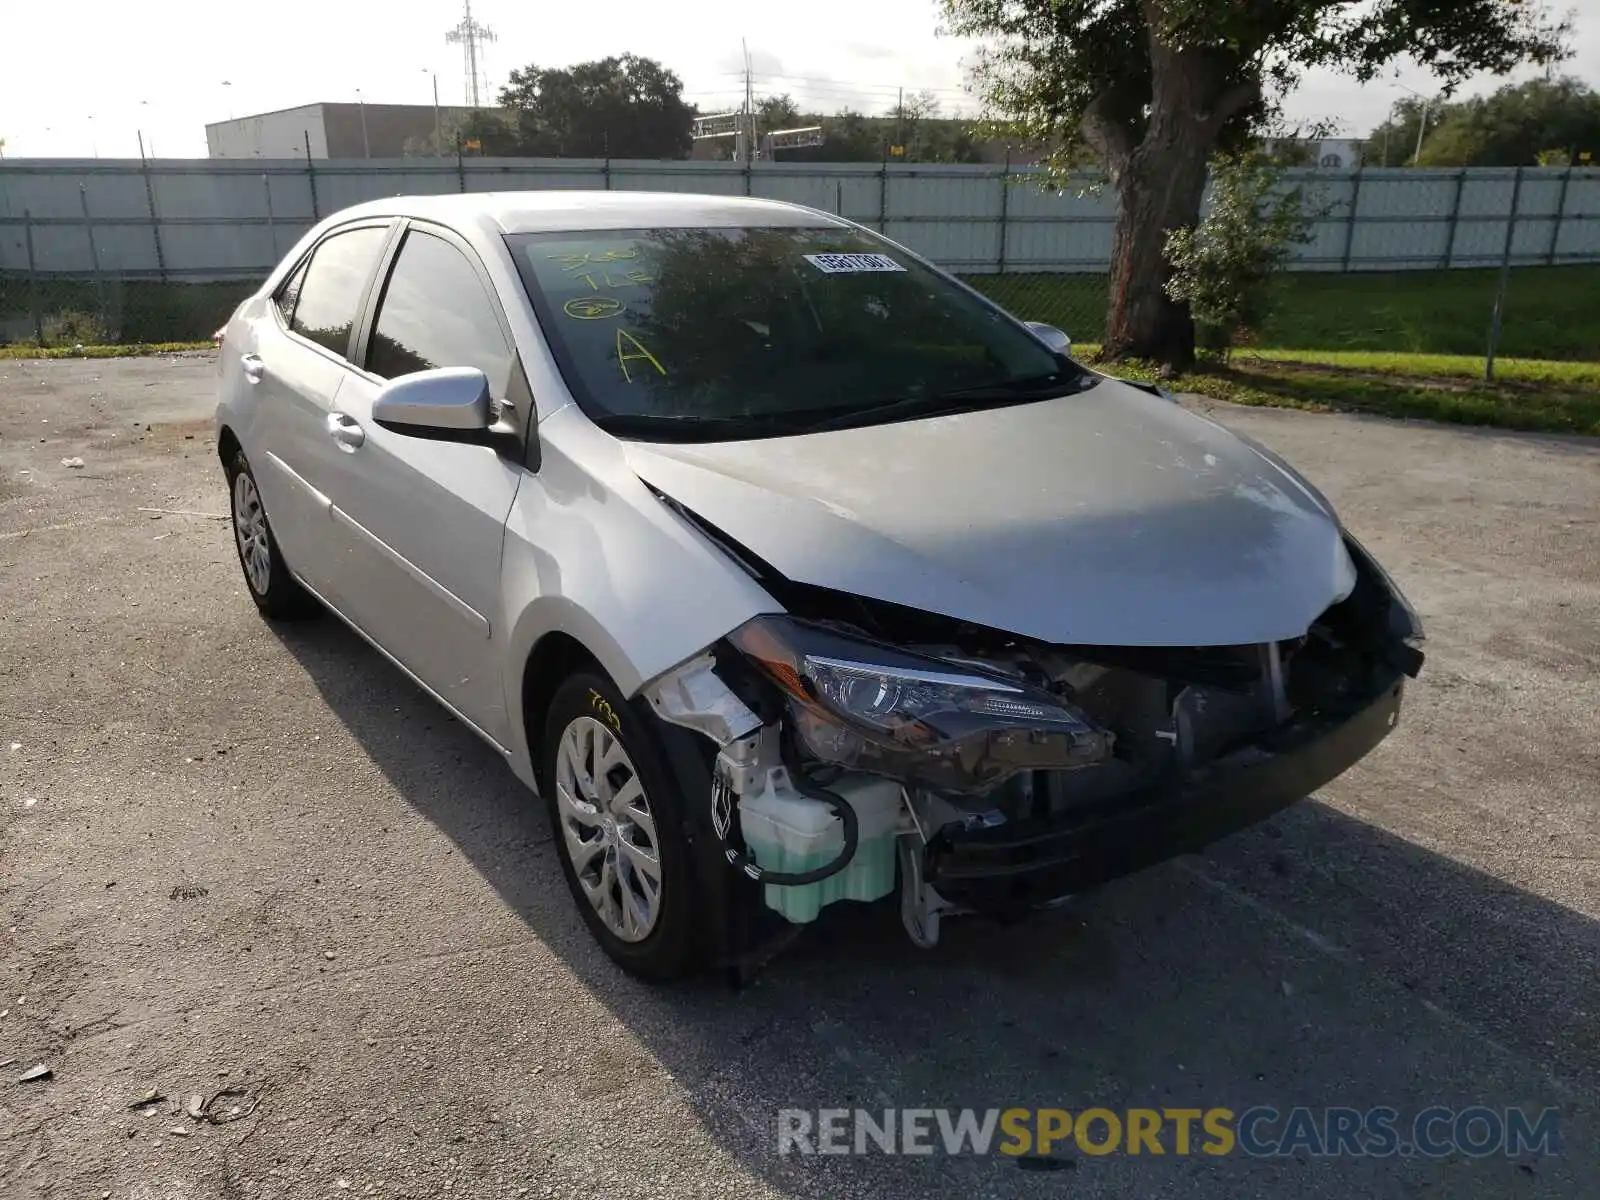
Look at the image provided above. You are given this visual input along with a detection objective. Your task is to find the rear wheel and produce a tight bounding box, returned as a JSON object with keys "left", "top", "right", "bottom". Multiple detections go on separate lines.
{"left": 541, "top": 672, "right": 702, "bottom": 981}
{"left": 225, "top": 449, "right": 317, "bottom": 620}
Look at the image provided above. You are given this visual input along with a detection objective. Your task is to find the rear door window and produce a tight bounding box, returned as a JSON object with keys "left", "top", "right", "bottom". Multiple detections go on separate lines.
{"left": 273, "top": 257, "right": 310, "bottom": 325}
{"left": 288, "top": 226, "right": 389, "bottom": 360}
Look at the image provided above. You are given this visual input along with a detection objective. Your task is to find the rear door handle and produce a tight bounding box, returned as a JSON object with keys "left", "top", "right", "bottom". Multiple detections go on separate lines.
{"left": 326, "top": 411, "right": 365, "bottom": 452}
{"left": 240, "top": 354, "right": 265, "bottom": 383}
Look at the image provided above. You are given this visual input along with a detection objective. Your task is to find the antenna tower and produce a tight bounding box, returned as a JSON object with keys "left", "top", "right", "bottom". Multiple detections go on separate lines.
{"left": 445, "top": 1, "right": 497, "bottom": 107}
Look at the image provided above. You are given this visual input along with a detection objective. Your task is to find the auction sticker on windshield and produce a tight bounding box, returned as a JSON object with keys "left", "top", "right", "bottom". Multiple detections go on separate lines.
{"left": 803, "top": 253, "right": 907, "bottom": 274}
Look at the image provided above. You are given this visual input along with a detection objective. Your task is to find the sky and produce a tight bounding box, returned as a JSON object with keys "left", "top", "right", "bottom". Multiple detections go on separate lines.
{"left": 2, "top": 0, "right": 1597, "bottom": 159}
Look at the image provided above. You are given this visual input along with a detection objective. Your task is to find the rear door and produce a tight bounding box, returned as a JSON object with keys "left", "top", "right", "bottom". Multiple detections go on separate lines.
{"left": 317, "top": 222, "right": 530, "bottom": 746}
{"left": 248, "top": 222, "right": 394, "bottom": 598}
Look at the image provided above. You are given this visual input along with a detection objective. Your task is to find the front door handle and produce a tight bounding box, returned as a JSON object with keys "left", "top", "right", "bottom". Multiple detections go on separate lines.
{"left": 326, "top": 411, "right": 365, "bottom": 452}
{"left": 240, "top": 354, "right": 266, "bottom": 383}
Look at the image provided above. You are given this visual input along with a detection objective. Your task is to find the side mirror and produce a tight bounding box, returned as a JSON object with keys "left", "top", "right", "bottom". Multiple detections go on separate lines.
{"left": 1024, "top": 322, "right": 1073, "bottom": 357}
{"left": 372, "top": 367, "right": 492, "bottom": 435}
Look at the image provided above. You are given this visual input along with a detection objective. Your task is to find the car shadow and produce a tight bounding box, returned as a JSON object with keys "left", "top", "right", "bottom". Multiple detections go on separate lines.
{"left": 270, "top": 618, "right": 1599, "bottom": 1197}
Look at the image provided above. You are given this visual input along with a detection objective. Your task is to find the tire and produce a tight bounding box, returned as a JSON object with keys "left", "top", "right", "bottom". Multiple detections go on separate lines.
{"left": 225, "top": 449, "right": 318, "bottom": 620}
{"left": 541, "top": 671, "right": 703, "bottom": 981}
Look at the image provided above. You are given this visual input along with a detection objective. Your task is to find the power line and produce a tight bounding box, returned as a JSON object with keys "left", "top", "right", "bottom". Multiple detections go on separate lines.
{"left": 702, "top": 68, "right": 973, "bottom": 102}
{"left": 709, "top": 69, "right": 969, "bottom": 91}
{"left": 756, "top": 73, "right": 971, "bottom": 97}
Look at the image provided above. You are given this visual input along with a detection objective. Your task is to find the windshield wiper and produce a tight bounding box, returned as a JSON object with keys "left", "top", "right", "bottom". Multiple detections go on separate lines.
{"left": 932, "top": 369, "right": 1097, "bottom": 402}
{"left": 597, "top": 412, "right": 797, "bottom": 442}
{"left": 803, "top": 369, "right": 1097, "bottom": 433}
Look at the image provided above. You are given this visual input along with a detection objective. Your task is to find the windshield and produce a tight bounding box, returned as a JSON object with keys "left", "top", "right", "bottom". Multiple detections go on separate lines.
{"left": 509, "top": 225, "right": 1088, "bottom": 440}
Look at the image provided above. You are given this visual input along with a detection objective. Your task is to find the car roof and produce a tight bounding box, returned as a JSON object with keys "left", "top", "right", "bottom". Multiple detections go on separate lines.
{"left": 333, "top": 191, "right": 849, "bottom": 234}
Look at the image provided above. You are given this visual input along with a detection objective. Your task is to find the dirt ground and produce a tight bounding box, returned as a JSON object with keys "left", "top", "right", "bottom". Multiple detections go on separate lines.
{"left": 1, "top": 354, "right": 1596, "bottom": 1200}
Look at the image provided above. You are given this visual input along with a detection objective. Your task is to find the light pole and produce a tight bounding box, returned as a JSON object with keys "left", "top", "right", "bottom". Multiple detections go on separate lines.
{"left": 424, "top": 68, "right": 442, "bottom": 157}
{"left": 1392, "top": 81, "right": 1437, "bottom": 165}
{"left": 356, "top": 88, "right": 371, "bottom": 158}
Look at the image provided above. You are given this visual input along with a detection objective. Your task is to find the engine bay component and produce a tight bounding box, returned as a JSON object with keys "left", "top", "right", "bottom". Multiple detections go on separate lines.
{"left": 644, "top": 652, "right": 762, "bottom": 745}
{"left": 727, "top": 615, "right": 1113, "bottom": 793}
{"left": 737, "top": 769, "right": 903, "bottom": 923}
{"left": 703, "top": 719, "right": 904, "bottom": 923}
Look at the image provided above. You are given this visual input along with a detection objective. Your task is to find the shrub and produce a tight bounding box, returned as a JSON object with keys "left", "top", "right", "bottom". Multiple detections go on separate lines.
{"left": 1165, "top": 152, "right": 1315, "bottom": 360}
{"left": 41, "top": 309, "right": 111, "bottom": 347}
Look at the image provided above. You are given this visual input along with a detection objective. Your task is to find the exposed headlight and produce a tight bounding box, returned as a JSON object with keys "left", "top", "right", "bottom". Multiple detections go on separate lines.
{"left": 728, "top": 616, "right": 1112, "bottom": 793}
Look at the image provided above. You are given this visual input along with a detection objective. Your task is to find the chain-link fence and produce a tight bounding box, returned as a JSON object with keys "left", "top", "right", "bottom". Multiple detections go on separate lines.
{"left": 2, "top": 158, "right": 1597, "bottom": 364}
{"left": 0, "top": 273, "right": 251, "bottom": 347}
{"left": 962, "top": 263, "right": 1600, "bottom": 364}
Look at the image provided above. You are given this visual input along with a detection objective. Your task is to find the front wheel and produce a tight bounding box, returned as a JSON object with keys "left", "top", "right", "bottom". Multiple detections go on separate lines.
{"left": 225, "top": 449, "right": 317, "bottom": 620}
{"left": 541, "top": 672, "right": 703, "bottom": 981}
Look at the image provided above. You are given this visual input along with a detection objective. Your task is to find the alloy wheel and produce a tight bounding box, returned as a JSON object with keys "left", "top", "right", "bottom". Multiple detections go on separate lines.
{"left": 553, "top": 715, "right": 664, "bottom": 942}
{"left": 232, "top": 472, "right": 272, "bottom": 596}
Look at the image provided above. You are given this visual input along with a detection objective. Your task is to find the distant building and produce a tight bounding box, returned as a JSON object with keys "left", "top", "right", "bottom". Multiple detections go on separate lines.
{"left": 1258, "top": 136, "right": 1364, "bottom": 169}
{"left": 1310, "top": 139, "right": 1362, "bottom": 169}
{"left": 206, "top": 103, "right": 481, "bottom": 159}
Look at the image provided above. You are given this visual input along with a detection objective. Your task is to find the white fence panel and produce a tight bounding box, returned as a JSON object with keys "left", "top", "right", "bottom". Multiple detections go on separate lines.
{"left": 2, "top": 158, "right": 1596, "bottom": 281}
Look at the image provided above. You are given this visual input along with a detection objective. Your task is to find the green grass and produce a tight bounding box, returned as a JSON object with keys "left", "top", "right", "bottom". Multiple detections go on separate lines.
{"left": 1237, "top": 348, "right": 1600, "bottom": 390}
{"left": 0, "top": 341, "right": 212, "bottom": 360}
{"left": 1262, "top": 267, "right": 1600, "bottom": 360}
{"left": 967, "top": 264, "right": 1600, "bottom": 362}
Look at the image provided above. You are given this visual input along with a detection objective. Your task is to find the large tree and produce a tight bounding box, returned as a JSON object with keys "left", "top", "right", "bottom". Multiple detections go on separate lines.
{"left": 943, "top": 0, "right": 1569, "bottom": 368}
{"left": 485, "top": 54, "right": 695, "bottom": 159}
{"left": 1414, "top": 76, "right": 1600, "bottom": 166}
{"left": 757, "top": 94, "right": 804, "bottom": 131}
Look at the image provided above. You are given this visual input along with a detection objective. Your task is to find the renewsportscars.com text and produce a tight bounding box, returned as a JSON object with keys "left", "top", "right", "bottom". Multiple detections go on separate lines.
{"left": 777, "top": 1106, "right": 1560, "bottom": 1159}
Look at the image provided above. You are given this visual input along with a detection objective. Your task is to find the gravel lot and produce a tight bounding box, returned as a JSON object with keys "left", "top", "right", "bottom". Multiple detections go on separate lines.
{"left": 1, "top": 354, "right": 1597, "bottom": 1199}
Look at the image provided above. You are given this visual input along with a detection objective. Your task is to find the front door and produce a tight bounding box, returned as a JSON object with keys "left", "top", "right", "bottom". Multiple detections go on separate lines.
{"left": 317, "top": 224, "right": 529, "bottom": 746}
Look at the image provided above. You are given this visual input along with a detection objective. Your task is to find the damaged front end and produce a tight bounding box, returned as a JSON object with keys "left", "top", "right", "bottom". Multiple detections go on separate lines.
{"left": 644, "top": 535, "right": 1423, "bottom": 950}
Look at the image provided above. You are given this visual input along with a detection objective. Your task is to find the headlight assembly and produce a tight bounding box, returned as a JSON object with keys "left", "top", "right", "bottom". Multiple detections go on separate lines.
{"left": 727, "top": 615, "right": 1113, "bottom": 793}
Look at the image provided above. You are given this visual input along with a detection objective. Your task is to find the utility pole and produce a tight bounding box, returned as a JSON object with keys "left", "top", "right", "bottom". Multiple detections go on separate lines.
{"left": 425, "top": 69, "right": 442, "bottom": 157}
{"left": 356, "top": 89, "right": 370, "bottom": 158}
{"left": 738, "top": 40, "right": 756, "bottom": 164}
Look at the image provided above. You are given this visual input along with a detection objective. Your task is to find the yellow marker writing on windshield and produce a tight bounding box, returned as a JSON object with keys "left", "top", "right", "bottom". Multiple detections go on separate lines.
{"left": 616, "top": 329, "right": 666, "bottom": 382}
{"left": 572, "top": 268, "right": 653, "bottom": 291}
{"left": 550, "top": 249, "right": 639, "bottom": 273}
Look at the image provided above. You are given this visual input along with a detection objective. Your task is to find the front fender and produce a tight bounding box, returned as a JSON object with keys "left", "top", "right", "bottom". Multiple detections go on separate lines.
{"left": 500, "top": 406, "right": 782, "bottom": 776}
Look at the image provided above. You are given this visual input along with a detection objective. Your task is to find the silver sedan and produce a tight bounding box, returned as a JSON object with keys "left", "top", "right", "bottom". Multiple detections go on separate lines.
{"left": 215, "top": 192, "right": 1423, "bottom": 981}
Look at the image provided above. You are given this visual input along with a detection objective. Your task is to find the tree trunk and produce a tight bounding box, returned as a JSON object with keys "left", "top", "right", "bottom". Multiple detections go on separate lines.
{"left": 1100, "top": 141, "right": 1211, "bottom": 368}
{"left": 1090, "top": 15, "right": 1259, "bottom": 370}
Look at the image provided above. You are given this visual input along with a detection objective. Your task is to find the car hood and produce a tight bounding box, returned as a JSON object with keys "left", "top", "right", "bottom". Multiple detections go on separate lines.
{"left": 622, "top": 379, "right": 1357, "bottom": 647}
